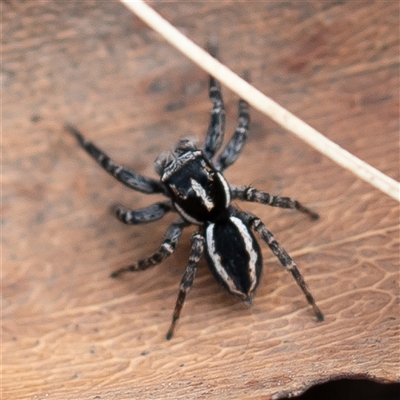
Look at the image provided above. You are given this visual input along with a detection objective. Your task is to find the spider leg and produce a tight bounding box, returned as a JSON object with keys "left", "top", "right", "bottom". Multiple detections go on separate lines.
{"left": 214, "top": 99, "right": 250, "bottom": 171}
{"left": 234, "top": 209, "right": 324, "bottom": 322}
{"left": 113, "top": 201, "right": 173, "bottom": 225}
{"left": 65, "top": 124, "right": 167, "bottom": 195}
{"left": 166, "top": 232, "right": 205, "bottom": 340}
{"left": 231, "top": 185, "right": 319, "bottom": 220}
{"left": 110, "top": 219, "right": 188, "bottom": 278}
{"left": 203, "top": 75, "right": 225, "bottom": 160}
{"left": 203, "top": 66, "right": 226, "bottom": 160}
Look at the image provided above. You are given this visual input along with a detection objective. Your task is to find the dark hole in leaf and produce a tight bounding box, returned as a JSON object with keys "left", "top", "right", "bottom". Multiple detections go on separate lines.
{"left": 287, "top": 379, "right": 399, "bottom": 400}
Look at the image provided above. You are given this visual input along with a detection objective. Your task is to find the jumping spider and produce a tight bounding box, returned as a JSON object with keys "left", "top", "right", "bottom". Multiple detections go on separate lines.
{"left": 66, "top": 51, "right": 323, "bottom": 339}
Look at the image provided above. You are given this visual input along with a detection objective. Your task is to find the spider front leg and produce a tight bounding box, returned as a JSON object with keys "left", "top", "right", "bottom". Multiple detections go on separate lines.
{"left": 65, "top": 124, "right": 166, "bottom": 195}
{"left": 166, "top": 232, "right": 205, "bottom": 340}
{"left": 110, "top": 219, "right": 188, "bottom": 278}
{"left": 203, "top": 42, "right": 225, "bottom": 160}
{"left": 235, "top": 210, "right": 324, "bottom": 322}
{"left": 231, "top": 186, "right": 319, "bottom": 220}
{"left": 203, "top": 74, "right": 226, "bottom": 160}
{"left": 215, "top": 99, "right": 250, "bottom": 171}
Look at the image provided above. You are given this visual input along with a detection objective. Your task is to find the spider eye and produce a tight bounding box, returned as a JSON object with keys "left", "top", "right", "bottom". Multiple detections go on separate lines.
{"left": 174, "top": 138, "right": 198, "bottom": 156}
{"left": 155, "top": 151, "right": 173, "bottom": 175}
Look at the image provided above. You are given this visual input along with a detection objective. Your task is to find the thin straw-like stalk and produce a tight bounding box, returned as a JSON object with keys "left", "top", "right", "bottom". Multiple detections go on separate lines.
{"left": 120, "top": 0, "right": 399, "bottom": 202}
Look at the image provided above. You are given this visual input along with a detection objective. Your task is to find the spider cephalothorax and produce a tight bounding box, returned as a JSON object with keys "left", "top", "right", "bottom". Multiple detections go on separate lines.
{"left": 157, "top": 139, "right": 231, "bottom": 224}
{"left": 66, "top": 48, "right": 323, "bottom": 339}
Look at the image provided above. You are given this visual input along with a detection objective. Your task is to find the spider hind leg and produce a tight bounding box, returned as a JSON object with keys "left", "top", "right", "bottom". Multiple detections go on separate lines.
{"left": 235, "top": 209, "right": 324, "bottom": 322}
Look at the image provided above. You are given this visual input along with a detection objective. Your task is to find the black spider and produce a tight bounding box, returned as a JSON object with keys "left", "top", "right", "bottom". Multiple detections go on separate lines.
{"left": 66, "top": 48, "right": 323, "bottom": 339}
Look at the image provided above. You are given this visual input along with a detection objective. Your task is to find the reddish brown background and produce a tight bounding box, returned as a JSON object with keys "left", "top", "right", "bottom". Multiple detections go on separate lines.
{"left": 3, "top": 1, "right": 399, "bottom": 399}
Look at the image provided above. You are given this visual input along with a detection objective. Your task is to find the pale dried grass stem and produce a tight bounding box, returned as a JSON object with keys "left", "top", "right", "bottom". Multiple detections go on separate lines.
{"left": 120, "top": 0, "right": 400, "bottom": 202}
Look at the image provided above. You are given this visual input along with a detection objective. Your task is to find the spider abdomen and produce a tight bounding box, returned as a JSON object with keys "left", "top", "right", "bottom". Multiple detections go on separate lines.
{"left": 205, "top": 216, "right": 263, "bottom": 303}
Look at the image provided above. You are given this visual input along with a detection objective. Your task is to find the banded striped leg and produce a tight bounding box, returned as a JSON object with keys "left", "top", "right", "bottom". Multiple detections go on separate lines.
{"left": 235, "top": 210, "right": 324, "bottom": 322}
{"left": 166, "top": 232, "right": 205, "bottom": 340}
{"left": 65, "top": 124, "right": 166, "bottom": 195}
{"left": 203, "top": 41, "right": 225, "bottom": 160}
{"left": 113, "top": 201, "right": 173, "bottom": 224}
{"left": 203, "top": 74, "right": 226, "bottom": 160}
{"left": 231, "top": 186, "right": 319, "bottom": 220}
{"left": 110, "top": 219, "right": 188, "bottom": 278}
{"left": 215, "top": 99, "right": 250, "bottom": 171}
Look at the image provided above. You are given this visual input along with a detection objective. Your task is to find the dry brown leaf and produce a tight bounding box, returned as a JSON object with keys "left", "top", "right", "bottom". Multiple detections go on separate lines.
{"left": 3, "top": 2, "right": 399, "bottom": 399}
